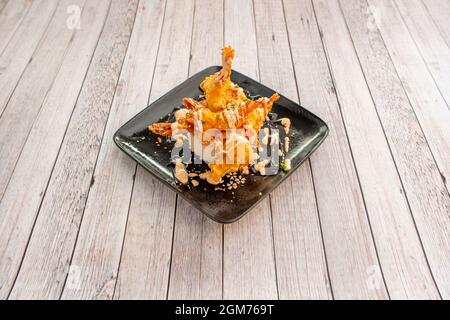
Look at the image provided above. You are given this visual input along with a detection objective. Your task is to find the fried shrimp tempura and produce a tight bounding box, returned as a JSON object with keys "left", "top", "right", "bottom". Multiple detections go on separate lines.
{"left": 149, "top": 46, "right": 280, "bottom": 185}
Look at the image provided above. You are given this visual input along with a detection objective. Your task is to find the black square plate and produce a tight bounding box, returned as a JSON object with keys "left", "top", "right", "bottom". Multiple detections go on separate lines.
{"left": 114, "top": 66, "right": 328, "bottom": 223}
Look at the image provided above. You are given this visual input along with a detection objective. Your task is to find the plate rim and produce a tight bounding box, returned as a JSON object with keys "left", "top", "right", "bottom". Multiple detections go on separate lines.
{"left": 113, "top": 66, "right": 329, "bottom": 223}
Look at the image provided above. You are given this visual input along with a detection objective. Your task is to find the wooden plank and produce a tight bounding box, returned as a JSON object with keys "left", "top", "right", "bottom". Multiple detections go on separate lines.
{"left": 0, "top": 0, "right": 86, "bottom": 201}
{"left": 361, "top": 0, "right": 450, "bottom": 297}
{"left": 395, "top": 0, "right": 450, "bottom": 109}
{"left": 422, "top": 0, "right": 450, "bottom": 47}
{"left": 167, "top": 0, "right": 223, "bottom": 300}
{"left": 62, "top": 0, "right": 165, "bottom": 300}
{"left": 0, "top": 0, "right": 32, "bottom": 54}
{"left": 366, "top": 0, "right": 450, "bottom": 192}
{"left": 314, "top": 0, "right": 428, "bottom": 299}
{"left": 0, "top": 0, "right": 137, "bottom": 300}
{"left": 45, "top": 0, "right": 138, "bottom": 300}
{"left": 168, "top": 200, "right": 223, "bottom": 299}
{"left": 0, "top": 0, "right": 87, "bottom": 299}
{"left": 340, "top": 0, "right": 443, "bottom": 299}
{"left": 0, "top": 0, "right": 58, "bottom": 116}
{"left": 253, "top": 0, "right": 330, "bottom": 299}
{"left": 285, "top": 0, "right": 386, "bottom": 299}
{"left": 6, "top": 1, "right": 111, "bottom": 299}
{"left": 222, "top": 0, "right": 278, "bottom": 300}
{"left": 113, "top": 0, "right": 194, "bottom": 300}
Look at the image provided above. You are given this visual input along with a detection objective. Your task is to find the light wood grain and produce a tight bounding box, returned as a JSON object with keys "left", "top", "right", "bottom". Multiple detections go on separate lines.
{"left": 0, "top": 0, "right": 32, "bottom": 54}
{"left": 58, "top": 0, "right": 164, "bottom": 300}
{"left": 314, "top": 0, "right": 424, "bottom": 299}
{"left": 0, "top": 0, "right": 85, "bottom": 200}
{"left": 0, "top": 0, "right": 58, "bottom": 116}
{"left": 366, "top": 2, "right": 450, "bottom": 297}
{"left": 395, "top": 0, "right": 450, "bottom": 109}
{"left": 114, "top": 178, "right": 176, "bottom": 300}
{"left": 0, "top": 0, "right": 137, "bottom": 300}
{"left": 167, "top": 0, "right": 223, "bottom": 300}
{"left": 0, "top": 0, "right": 88, "bottom": 299}
{"left": 47, "top": 0, "right": 138, "bottom": 300}
{"left": 254, "top": 0, "right": 331, "bottom": 299}
{"left": 286, "top": 0, "right": 387, "bottom": 300}
{"left": 114, "top": 0, "right": 194, "bottom": 300}
{"left": 367, "top": 0, "right": 450, "bottom": 192}
{"left": 168, "top": 200, "right": 223, "bottom": 299}
{"left": 222, "top": 0, "right": 278, "bottom": 300}
{"left": 340, "top": 0, "right": 443, "bottom": 299}
{"left": 6, "top": 0, "right": 111, "bottom": 300}
{"left": 284, "top": 0, "right": 389, "bottom": 299}
{"left": 64, "top": 0, "right": 165, "bottom": 300}
{"left": 422, "top": 0, "right": 450, "bottom": 47}
{"left": 0, "top": 0, "right": 448, "bottom": 300}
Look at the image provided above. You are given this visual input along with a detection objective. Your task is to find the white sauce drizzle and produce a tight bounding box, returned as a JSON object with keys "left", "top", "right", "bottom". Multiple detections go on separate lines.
{"left": 280, "top": 118, "right": 291, "bottom": 134}
{"left": 174, "top": 160, "right": 188, "bottom": 184}
{"left": 255, "top": 159, "right": 270, "bottom": 175}
{"left": 284, "top": 159, "right": 291, "bottom": 171}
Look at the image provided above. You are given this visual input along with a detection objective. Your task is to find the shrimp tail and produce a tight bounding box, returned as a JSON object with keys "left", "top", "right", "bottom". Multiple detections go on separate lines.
{"left": 246, "top": 93, "right": 280, "bottom": 114}
{"left": 269, "top": 92, "right": 280, "bottom": 103}
{"left": 182, "top": 97, "right": 199, "bottom": 110}
{"left": 148, "top": 122, "right": 172, "bottom": 136}
{"left": 217, "top": 45, "right": 235, "bottom": 82}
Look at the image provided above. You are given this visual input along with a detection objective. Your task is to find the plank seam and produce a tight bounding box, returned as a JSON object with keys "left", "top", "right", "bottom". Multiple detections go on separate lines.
{"left": 0, "top": 0, "right": 86, "bottom": 203}
{"left": 393, "top": 0, "right": 450, "bottom": 111}
{"left": 338, "top": 0, "right": 442, "bottom": 299}
{"left": 357, "top": 0, "right": 447, "bottom": 297}
{"left": 420, "top": 0, "right": 450, "bottom": 51}
{"left": 0, "top": 1, "right": 33, "bottom": 56}
{"left": 186, "top": 0, "right": 196, "bottom": 80}
{"left": 376, "top": 6, "right": 450, "bottom": 195}
{"left": 165, "top": 200, "right": 178, "bottom": 300}
{"left": 5, "top": 0, "right": 100, "bottom": 299}
{"left": 108, "top": 0, "right": 149, "bottom": 300}
{"left": 165, "top": 0, "right": 196, "bottom": 300}
{"left": 113, "top": 0, "right": 168, "bottom": 300}
{"left": 310, "top": 0, "right": 390, "bottom": 299}
{"left": 111, "top": 168, "right": 136, "bottom": 299}
{"left": 307, "top": 160, "right": 334, "bottom": 299}
{"left": 281, "top": 0, "right": 334, "bottom": 299}
{"left": 56, "top": 0, "right": 138, "bottom": 298}
{"left": 251, "top": 0, "right": 279, "bottom": 299}
{"left": 251, "top": 0, "right": 261, "bottom": 80}
{"left": 369, "top": 3, "right": 450, "bottom": 195}
{"left": 267, "top": 194, "right": 280, "bottom": 300}
{"left": 0, "top": 1, "right": 59, "bottom": 120}
{"left": 339, "top": 2, "right": 442, "bottom": 299}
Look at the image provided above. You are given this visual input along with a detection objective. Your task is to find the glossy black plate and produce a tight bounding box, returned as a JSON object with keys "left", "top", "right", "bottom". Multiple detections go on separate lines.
{"left": 114, "top": 66, "right": 328, "bottom": 223}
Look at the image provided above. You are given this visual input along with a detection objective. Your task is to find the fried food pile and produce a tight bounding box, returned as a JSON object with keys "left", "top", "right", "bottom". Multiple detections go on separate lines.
{"left": 149, "top": 46, "right": 280, "bottom": 185}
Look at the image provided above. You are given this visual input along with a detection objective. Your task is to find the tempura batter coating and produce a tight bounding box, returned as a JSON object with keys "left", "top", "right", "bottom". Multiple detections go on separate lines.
{"left": 149, "top": 46, "right": 280, "bottom": 184}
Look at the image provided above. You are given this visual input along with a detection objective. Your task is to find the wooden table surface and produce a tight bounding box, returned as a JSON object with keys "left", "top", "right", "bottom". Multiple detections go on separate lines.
{"left": 0, "top": 0, "right": 448, "bottom": 300}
